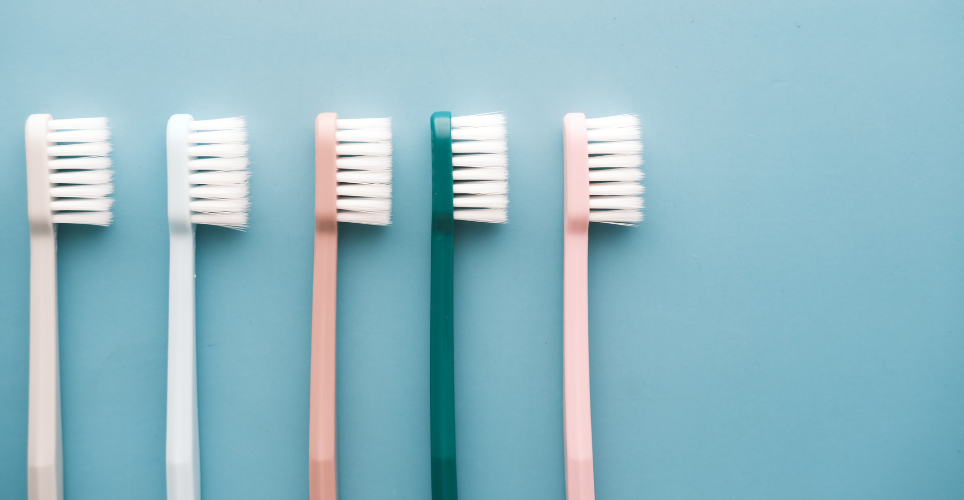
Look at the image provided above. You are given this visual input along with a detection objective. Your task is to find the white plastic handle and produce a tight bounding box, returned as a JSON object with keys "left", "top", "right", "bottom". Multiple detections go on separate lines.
{"left": 26, "top": 113, "right": 63, "bottom": 500}
{"left": 27, "top": 232, "right": 61, "bottom": 500}
{"left": 166, "top": 114, "right": 200, "bottom": 500}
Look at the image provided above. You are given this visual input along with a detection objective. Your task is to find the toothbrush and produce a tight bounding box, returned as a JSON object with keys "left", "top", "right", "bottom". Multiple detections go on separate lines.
{"left": 166, "top": 115, "right": 250, "bottom": 500}
{"left": 429, "top": 112, "right": 508, "bottom": 500}
{"left": 26, "top": 114, "right": 114, "bottom": 500}
{"left": 562, "top": 113, "right": 643, "bottom": 500}
{"left": 310, "top": 113, "right": 392, "bottom": 500}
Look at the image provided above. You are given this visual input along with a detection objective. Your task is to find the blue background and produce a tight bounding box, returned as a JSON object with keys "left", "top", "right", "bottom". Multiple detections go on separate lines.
{"left": 1, "top": 0, "right": 963, "bottom": 499}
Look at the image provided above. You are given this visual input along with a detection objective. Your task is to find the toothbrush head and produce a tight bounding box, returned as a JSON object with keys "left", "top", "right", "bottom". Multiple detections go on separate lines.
{"left": 333, "top": 117, "right": 392, "bottom": 225}
{"left": 167, "top": 116, "right": 250, "bottom": 231}
{"left": 583, "top": 114, "right": 644, "bottom": 225}
{"left": 26, "top": 115, "right": 114, "bottom": 228}
{"left": 450, "top": 113, "right": 508, "bottom": 223}
{"left": 188, "top": 118, "right": 250, "bottom": 229}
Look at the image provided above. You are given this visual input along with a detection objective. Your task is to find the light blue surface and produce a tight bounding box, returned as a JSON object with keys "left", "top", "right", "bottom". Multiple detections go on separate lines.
{"left": 1, "top": 1, "right": 963, "bottom": 499}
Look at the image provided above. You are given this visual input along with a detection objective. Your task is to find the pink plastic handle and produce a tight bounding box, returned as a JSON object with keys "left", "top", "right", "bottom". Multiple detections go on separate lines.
{"left": 310, "top": 113, "right": 339, "bottom": 500}
{"left": 563, "top": 113, "right": 594, "bottom": 500}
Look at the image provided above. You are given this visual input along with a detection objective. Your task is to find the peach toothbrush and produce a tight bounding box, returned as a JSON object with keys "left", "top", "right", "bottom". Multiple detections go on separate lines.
{"left": 310, "top": 114, "right": 392, "bottom": 500}
{"left": 562, "top": 113, "right": 643, "bottom": 500}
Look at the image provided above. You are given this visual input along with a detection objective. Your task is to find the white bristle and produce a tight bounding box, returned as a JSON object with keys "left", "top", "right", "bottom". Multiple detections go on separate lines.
{"left": 188, "top": 130, "right": 248, "bottom": 144}
{"left": 50, "top": 184, "right": 113, "bottom": 198}
{"left": 336, "top": 142, "right": 392, "bottom": 157}
{"left": 336, "top": 198, "right": 392, "bottom": 212}
{"left": 454, "top": 195, "right": 508, "bottom": 208}
{"left": 189, "top": 157, "right": 250, "bottom": 171}
{"left": 451, "top": 126, "right": 506, "bottom": 141}
{"left": 336, "top": 171, "right": 391, "bottom": 184}
{"left": 48, "top": 129, "right": 111, "bottom": 143}
{"left": 453, "top": 154, "right": 507, "bottom": 168}
{"left": 336, "top": 212, "right": 391, "bottom": 225}
{"left": 588, "top": 182, "right": 644, "bottom": 196}
{"left": 48, "top": 157, "right": 112, "bottom": 169}
{"left": 336, "top": 184, "right": 391, "bottom": 198}
{"left": 190, "top": 199, "right": 249, "bottom": 212}
{"left": 586, "top": 114, "right": 644, "bottom": 225}
{"left": 336, "top": 117, "right": 392, "bottom": 226}
{"left": 451, "top": 114, "right": 505, "bottom": 128}
{"left": 588, "top": 210, "right": 643, "bottom": 224}
{"left": 453, "top": 181, "right": 507, "bottom": 195}
{"left": 451, "top": 113, "right": 508, "bottom": 223}
{"left": 189, "top": 185, "right": 249, "bottom": 199}
{"left": 49, "top": 117, "right": 108, "bottom": 130}
{"left": 51, "top": 198, "right": 113, "bottom": 212}
{"left": 48, "top": 142, "right": 112, "bottom": 157}
{"left": 189, "top": 171, "right": 250, "bottom": 184}
{"left": 451, "top": 140, "right": 507, "bottom": 155}
{"left": 586, "top": 127, "right": 640, "bottom": 142}
{"left": 453, "top": 209, "right": 507, "bottom": 223}
{"left": 587, "top": 141, "right": 643, "bottom": 156}
{"left": 336, "top": 157, "right": 392, "bottom": 171}
{"left": 49, "top": 170, "right": 113, "bottom": 184}
{"left": 52, "top": 212, "right": 112, "bottom": 225}
{"left": 588, "top": 155, "right": 642, "bottom": 169}
{"left": 191, "top": 213, "right": 247, "bottom": 227}
{"left": 587, "top": 168, "right": 644, "bottom": 182}
{"left": 189, "top": 117, "right": 249, "bottom": 229}
{"left": 188, "top": 144, "right": 248, "bottom": 158}
{"left": 46, "top": 117, "right": 113, "bottom": 225}
{"left": 453, "top": 167, "right": 508, "bottom": 181}
{"left": 589, "top": 196, "right": 644, "bottom": 210}
{"left": 336, "top": 128, "right": 392, "bottom": 142}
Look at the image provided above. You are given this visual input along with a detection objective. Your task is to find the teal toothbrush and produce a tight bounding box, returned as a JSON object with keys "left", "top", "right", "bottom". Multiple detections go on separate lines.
{"left": 429, "top": 111, "right": 508, "bottom": 500}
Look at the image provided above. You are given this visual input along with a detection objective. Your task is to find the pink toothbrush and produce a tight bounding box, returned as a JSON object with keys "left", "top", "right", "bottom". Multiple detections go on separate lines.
{"left": 562, "top": 113, "right": 643, "bottom": 500}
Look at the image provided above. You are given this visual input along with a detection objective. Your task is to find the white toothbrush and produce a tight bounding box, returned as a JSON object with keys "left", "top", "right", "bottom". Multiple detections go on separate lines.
{"left": 166, "top": 115, "right": 250, "bottom": 500}
{"left": 26, "top": 114, "right": 114, "bottom": 500}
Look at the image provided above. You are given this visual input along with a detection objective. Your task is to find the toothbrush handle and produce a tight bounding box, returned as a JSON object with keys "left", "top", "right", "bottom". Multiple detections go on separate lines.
{"left": 563, "top": 113, "right": 595, "bottom": 500}
{"left": 310, "top": 113, "right": 339, "bottom": 500}
{"left": 27, "top": 231, "right": 62, "bottom": 500}
{"left": 167, "top": 233, "right": 199, "bottom": 500}
{"left": 310, "top": 228, "right": 338, "bottom": 500}
{"left": 563, "top": 228, "right": 594, "bottom": 500}
{"left": 430, "top": 225, "right": 455, "bottom": 500}
{"left": 430, "top": 112, "right": 458, "bottom": 500}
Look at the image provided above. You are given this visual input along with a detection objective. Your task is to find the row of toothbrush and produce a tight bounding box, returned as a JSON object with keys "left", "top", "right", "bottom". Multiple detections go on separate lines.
{"left": 24, "top": 111, "right": 644, "bottom": 500}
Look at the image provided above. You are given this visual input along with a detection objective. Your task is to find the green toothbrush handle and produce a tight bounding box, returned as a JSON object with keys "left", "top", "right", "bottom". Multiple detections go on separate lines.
{"left": 430, "top": 111, "right": 457, "bottom": 500}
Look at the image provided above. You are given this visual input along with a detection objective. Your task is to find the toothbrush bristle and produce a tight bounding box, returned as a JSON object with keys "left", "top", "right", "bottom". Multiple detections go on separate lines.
{"left": 335, "top": 117, "right": 392, "bottom": 226}
{"left": 585, "top": 114, "right": 644, "bottom": 225}
{"left": 47, "top": 118, "right": 113, "bottom": 225}
{"left": 188, "top": 117, "right": 250, "bottom": 229}
{"left": 451, "top": 113, "right": 508, "bottom": 223}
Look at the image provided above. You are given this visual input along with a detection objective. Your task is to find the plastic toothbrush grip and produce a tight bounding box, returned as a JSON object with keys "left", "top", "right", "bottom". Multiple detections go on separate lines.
{"left": 563, "top": 113, "right": 595, "bottom": 500}
{"left": 429, "top": 112, "right": 458, "bottom": 500}
{"left": 310, "top": 113, "right": 339, "bottom": 500}
{"left": 166, "top": 114, "right": 200, "bottom": 500}
{"left": 26, "top": 113, "right": 62, "bottom": 500}
{"left": 27, "top": 234, "right": 61, "bottom": 500}
{"left": 167, "top": 234, "right": 199, "bottom": 500}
